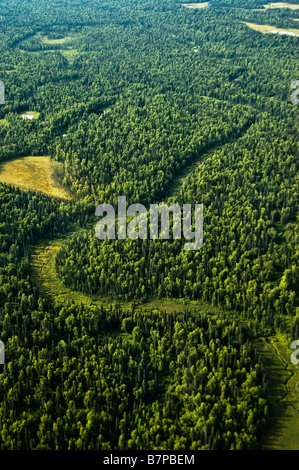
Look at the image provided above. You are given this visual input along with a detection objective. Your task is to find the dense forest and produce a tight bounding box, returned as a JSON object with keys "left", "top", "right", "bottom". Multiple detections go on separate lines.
{"left": 0, "top": 0, "right": 298, "bottom": 451}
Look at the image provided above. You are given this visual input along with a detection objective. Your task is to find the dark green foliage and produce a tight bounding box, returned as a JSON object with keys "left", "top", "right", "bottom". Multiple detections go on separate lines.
{"left": 0, "top": 297, "right": 268, "bottom": 450}
{"left": 56, "top": 113, "right": 298, "bottom": 322}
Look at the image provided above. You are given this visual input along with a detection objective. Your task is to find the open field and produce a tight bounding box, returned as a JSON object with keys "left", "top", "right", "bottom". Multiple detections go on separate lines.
{"left": 264, "top": 2, "right": 299, "bottom": 9}
{"left": 243, "top": 22, "right": 299, "bottom": 35}
{"left": 181, "top": 2, "right": 210, "bottom": 9}
{"left": 256, "top": 334, "right": 299, "bottom": 450}
{"left": 0, "top": 156, "right": 71, "bottom": 200}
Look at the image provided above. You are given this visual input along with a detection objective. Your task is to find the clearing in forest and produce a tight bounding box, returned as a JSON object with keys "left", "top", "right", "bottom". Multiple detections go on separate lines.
{"left": 31, "top": 33, "right": 75, "bottom": 45}
{"left": 0, "top": 155, "right": 71, "bottom": 200}
{"left": 20, "top": 110, "right": 40, "bottom": 120}
{"left": 31, "top": 239, "right": 105, "bottom": 308}
{"left": 263, "top": 3, "right": 299, "bottom": 9}
{"left": 243, "top": 22, "right": 299, "bottom": 35}
{"left": 181, "top": 3, "right": 210, "bottom": 9}
{"left": 39, "top": 35, "right": 74, "bottom": 45}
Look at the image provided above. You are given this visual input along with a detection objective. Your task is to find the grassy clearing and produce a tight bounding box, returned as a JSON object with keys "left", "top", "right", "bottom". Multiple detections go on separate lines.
{"left": 4, "top": 68, "right": 17, "bottom": 73}
{"left": 40, "top": 35, "right": 74, "bottom": 45}
{"left": 181, "top": 2, "right": 210, "bottom": 9}
{"left": 0, "top": 156, "right": 71, "bottom": 200}
{"left": 243, "top": 21, "right": 299, "bottom": 35}
{"left": 263, "top": 2, "right": 299, "bottom": 10}
{"left": 141, "top": 298, "right": 227, "bottom": 314}
{"left": 22, "top": 33, "right": 74, "bottom": 46}
{"left": 20, "top": 110, "right": 40, "bottom": 120}
{"left": 31, "top": 238, "right": 114, "bottom": 309}
{"left": 32, "top": 33, "right": 74, "bottom": 45}
{"left": 256, "top": 334, "right": 299, "bottom": 450}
